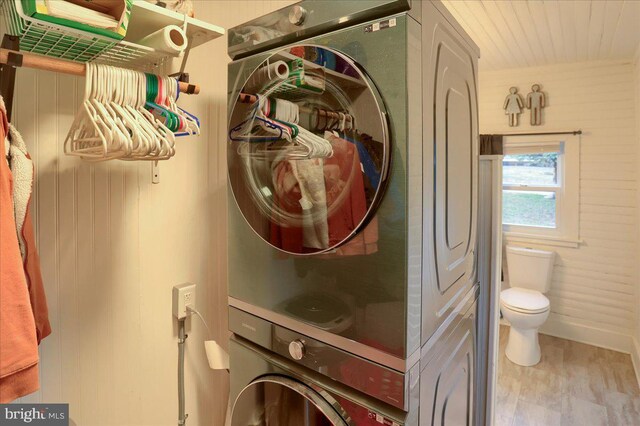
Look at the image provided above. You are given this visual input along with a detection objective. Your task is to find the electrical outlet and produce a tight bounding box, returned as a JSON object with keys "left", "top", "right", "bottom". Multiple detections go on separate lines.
{"left": 173, "top": 283, "right": 196, "bottom": 319}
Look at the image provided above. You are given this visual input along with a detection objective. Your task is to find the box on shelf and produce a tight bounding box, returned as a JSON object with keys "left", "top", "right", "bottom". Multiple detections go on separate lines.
{"left": 287, "top": 58, "right": 325, "bottom": 93}
{"left": 21, "top": 0, "right": 132, "bottom": 40}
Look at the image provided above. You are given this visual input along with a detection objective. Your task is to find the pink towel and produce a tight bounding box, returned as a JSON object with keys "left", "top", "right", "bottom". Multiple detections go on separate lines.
{"left": 270, "top": 134, "right": 379, "bottom": 255}
{"left": 7, "top": 124, "right": 50, "bottom": 343}
{"left": 0, "top": 97, "right": 40, "bottom": 402}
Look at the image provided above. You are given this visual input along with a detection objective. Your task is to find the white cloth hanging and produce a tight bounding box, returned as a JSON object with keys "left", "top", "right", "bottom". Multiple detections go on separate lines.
{"left": 7, "top": 124, "right": 32, "bottom": 258}
{"left": 290, "top": 158, "right": 329, "bottom": 249}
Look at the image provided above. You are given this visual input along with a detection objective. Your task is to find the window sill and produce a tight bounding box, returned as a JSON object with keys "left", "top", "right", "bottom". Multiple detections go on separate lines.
{"left": 503, "top": 231, "right": 582, "bottom": 248}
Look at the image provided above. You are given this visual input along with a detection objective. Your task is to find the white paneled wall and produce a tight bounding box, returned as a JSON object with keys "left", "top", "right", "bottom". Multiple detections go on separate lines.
{"left": 8, "top": 1, "right": 294, "bottom": 425}
{"left": 634, "top": 53, "right": 640, "bottom": 379}
{"left": 442, "top": 0, "right": 640, "bottom": 70}
{"left": 480, "top": 61, "right": 638, "bottom": 352}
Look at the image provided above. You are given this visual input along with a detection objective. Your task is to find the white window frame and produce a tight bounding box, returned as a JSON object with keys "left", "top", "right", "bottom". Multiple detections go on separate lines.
{"left": 502, "top": 134, "right": 580, "bottom": 248}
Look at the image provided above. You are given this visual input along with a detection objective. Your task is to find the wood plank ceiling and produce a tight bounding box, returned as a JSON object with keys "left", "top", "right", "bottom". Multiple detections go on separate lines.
{"left": 442, "top": 0, "right": 640, "bottom": 70}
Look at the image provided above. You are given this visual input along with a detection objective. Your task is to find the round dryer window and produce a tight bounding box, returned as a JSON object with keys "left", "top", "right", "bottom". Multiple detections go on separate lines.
{"left": 228, "top": 45, "right": 390, "bottom": 255}
{"left": 230, "top": 376, "right": 348, "bottom": 426}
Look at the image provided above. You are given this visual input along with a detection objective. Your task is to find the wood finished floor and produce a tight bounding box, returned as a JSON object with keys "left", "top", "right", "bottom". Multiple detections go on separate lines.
{"left": 496, "top": 325, "right": 640, "bottom": 426}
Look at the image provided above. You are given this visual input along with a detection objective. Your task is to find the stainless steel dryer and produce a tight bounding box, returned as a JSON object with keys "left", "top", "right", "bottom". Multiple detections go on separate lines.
{"left": 227, "top": 1, "right": 481, "bottom": 424}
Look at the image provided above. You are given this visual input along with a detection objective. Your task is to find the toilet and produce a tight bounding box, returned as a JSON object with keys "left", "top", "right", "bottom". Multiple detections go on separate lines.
{"left": 501, "top": 246, "right": 555, "bottom": 366}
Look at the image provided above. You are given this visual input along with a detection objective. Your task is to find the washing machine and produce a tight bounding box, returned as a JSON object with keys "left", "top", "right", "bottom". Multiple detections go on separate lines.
{"left": 227, "top": 1, "right": 481, "bottom": 424}
{"left": 228, "top": 335, "right": 407, "bottom": 426}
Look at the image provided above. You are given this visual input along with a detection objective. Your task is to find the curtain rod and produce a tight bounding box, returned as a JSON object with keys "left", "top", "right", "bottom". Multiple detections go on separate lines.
{"left": 0, "top": 48, "right": 200, "bottom": 95}
{"left": 490, "top": 130, "right": 582, "bottom": 137}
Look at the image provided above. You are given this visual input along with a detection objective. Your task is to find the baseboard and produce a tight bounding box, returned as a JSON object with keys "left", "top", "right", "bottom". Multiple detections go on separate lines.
{"left": 539, "top": 318, "right": 632, "bottom": 354}
{"left": 631, "top": 337, "right": 640, "bottom": 389}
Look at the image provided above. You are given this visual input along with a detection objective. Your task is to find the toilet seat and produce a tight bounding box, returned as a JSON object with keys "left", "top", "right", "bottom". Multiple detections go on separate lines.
{"left": 501, "top": 288, "right": 549, "bottom": 314}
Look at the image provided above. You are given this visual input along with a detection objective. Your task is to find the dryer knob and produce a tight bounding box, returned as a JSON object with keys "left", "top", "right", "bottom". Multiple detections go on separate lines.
{"left": 288, "top": 6, "right": 307, "bottom": 26}
{"left": 288, "top": 340, "right": 306, "bottom": 360}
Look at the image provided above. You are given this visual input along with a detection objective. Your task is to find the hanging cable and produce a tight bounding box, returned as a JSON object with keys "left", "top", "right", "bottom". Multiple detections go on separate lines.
{"left": 177, "top": 318, "right": 188, "bottom": 426}
{"left": 185, "top": 306, "right": 229, "bottom": 371}
{"left": 186, "top": 306, "right": 212, "bottom": 339}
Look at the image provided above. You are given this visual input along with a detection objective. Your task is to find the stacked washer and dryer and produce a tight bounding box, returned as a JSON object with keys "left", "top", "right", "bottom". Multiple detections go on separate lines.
{"left": 226, "top": 1, "right": 482, "bottom": 424}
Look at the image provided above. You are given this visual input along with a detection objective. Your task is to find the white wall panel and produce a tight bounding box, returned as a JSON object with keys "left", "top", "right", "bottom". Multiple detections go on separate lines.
{"left": 480, "top": 60, "right": 638, "bottom": 351}
{"left": 8, "top": 1, "right": 296, "bottom": 424}
{"left": 634, "top": 46, "right": 640, "bottom": 381}
{"left": 444, "top": 0, "right": 640, "bottom": 70}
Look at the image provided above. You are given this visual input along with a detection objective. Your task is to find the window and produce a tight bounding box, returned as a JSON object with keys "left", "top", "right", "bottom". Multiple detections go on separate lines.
{"left": 502, "top": 135, "right": 580, "bottom": 246}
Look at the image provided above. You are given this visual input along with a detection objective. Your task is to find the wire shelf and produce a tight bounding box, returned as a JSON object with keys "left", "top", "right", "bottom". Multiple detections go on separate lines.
{"left": 0, "top": 0, "right": 169, "bottom": 71}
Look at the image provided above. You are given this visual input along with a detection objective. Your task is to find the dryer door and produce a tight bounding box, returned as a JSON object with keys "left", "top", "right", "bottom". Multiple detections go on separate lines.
{"left": 228, "top": 46, "right": 390, "bottom": 255}
{"left": 230, "top": 375, "right": 348, "bottom": 426}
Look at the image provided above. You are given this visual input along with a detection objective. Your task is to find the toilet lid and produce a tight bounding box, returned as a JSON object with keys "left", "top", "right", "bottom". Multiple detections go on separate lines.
{"left": 501, "top": 288, "right": 550, "bottom": 314}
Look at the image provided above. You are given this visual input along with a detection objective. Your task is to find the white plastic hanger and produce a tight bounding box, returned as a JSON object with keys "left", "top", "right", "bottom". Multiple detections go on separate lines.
{"left": 115, "top": 67, "right": 155, "bottom": 159}
{"left": 65, "top": 62, "right": 110, "bottom": 158}
{"left": 87, "top": 63, "right": 129, "bottom": 161}
{"left": 66, "top": 63, "right": 184, "bottom": 161}
{"left": 136, "top": 72, "right": 175, "bottom": 160}
{"left": 101, "top": 65, "right": 132, "bottom": 159}
{"left": 166, "top": 76, "right": 200, "bottom": 136}
{"left": 273, "top": 98, "right": 333, "bottom": 159}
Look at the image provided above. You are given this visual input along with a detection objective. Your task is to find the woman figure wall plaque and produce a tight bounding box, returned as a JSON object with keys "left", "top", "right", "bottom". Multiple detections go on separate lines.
{"left": 503, "top": 86, "right": 524, "bottom": 127}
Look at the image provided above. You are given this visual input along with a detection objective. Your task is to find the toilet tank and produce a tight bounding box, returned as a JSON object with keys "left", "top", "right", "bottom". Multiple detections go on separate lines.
{"left": 506, "top": 246, "right": 555, "bottom": 293}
